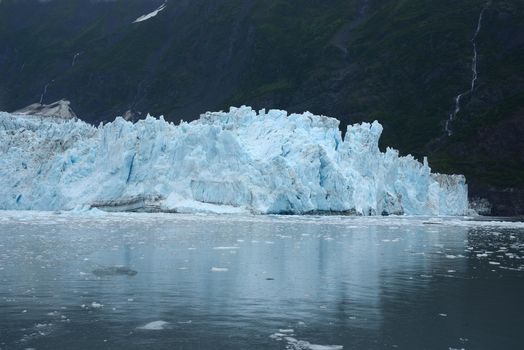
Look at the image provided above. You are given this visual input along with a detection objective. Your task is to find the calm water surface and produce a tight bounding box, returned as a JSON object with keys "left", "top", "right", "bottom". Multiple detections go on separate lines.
{"left": 0, "top": 212, "right": 523, "bottom": 350}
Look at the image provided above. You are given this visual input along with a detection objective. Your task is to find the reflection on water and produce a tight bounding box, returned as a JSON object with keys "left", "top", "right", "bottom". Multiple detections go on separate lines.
{"left": 0, "top": 212, "right": 523, "bottom": 349}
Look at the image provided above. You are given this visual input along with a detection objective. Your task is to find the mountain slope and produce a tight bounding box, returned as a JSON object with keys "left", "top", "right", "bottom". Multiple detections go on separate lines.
{"left": 0, "top": 0, "right": 523, "bottom": 214}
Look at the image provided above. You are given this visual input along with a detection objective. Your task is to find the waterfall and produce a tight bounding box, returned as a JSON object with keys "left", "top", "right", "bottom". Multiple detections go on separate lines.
{"left": 470, "top": 7, "right": 486, "bottom": 93}
{"left": 39, "top": 80, "right": 53, "bottom": 104}
{"left": 72, "top": 52, "right": 80, "bottom": 67}
{"left": 445, "top": 5, "right": 487, "bottom": 136}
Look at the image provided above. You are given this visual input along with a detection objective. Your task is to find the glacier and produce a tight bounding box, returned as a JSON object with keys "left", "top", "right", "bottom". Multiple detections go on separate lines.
{"left": 0, "top": 106, "right": 468, "bottom": 215}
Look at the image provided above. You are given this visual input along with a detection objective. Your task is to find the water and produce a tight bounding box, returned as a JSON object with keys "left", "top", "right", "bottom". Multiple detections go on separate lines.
{"left": 0, "top": 212, "right": 523, "bottom": 349}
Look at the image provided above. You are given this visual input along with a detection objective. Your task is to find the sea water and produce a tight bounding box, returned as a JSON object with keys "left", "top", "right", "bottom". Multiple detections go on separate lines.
{"left": 0, "top": 211, "right": 523, "bottom": 349}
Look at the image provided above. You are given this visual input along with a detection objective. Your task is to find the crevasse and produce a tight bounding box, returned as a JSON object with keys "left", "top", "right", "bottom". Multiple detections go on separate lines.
{"left": 0, "top": 106, "right": 468, "bottom": 215}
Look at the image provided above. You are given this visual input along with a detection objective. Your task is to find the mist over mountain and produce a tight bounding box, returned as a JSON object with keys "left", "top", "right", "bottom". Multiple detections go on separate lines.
{"left": 1, "top": 0, "right": 523, "bottom": 214}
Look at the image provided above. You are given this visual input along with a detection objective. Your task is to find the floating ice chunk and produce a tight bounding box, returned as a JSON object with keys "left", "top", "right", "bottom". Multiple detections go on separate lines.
{"left": 212, "top": 246, "right": 239, "bottom": 250}
{"left": 92, "top": 266, "right": 137, "bottom": 276}
{"left": 68, "top": 205, "right": 106, "bottom": 216}
{"left": 137, "top": 320, "right": 169, "bottom": 330}
{"left": 91, "top": 302, "right": 103, "bottom": 308}
{"left": 307, "top": 345, "right": 344, "bottom": 350}
{"left": 284, "top": 336, "right": 343, "bottom": 350}
{"left": 211, "top": 267, "right": 228, "bottom": 272}
{"left": 270, "top": 333, "right": 286, "bottom": 340}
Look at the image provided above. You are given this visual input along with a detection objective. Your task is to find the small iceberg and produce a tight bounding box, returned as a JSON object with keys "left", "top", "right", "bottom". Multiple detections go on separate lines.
{"left": 92, "top": 266, "right": 138, "bottom": 277}
{"left": 137, "top": 321, "right": 169, "bottom": 330}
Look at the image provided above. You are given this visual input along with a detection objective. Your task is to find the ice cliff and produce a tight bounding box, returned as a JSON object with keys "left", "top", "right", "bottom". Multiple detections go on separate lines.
{"left": 0, "top": 106, "right": 468, "bottom": 215}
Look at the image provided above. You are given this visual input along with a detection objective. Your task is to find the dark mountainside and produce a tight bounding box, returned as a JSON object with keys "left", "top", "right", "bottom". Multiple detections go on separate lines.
{"left": 0, "top": 0, "right": 523, "bottom": 215}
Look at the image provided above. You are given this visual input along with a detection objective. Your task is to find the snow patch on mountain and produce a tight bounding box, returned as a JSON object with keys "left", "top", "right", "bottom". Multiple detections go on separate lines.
{"left": 0, "top": 106, "right": 468, "bottom": 215}
{"left": 133, "top": 1, "right": 167, "bottom": 23}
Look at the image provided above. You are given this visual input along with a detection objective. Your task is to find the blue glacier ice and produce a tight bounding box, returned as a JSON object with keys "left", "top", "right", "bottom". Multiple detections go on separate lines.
{"left": 0, "top": 106, "right": 468, "bottom": 215}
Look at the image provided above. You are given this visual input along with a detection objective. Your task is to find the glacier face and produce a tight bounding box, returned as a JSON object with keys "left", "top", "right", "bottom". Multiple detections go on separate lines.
{"left": 0, "top": 107, "right": 468, "bottom": 215}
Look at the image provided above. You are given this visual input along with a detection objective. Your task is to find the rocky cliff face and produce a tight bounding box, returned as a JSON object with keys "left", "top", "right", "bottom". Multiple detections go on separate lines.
{"left": 0, "top": 0, "right": 522, "bottom": 214}
{"left": 13, "top": 99, "right": 77, "bottom": 119}
{"left": 433, "top": 111, "right": 524, "bottom": 216}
